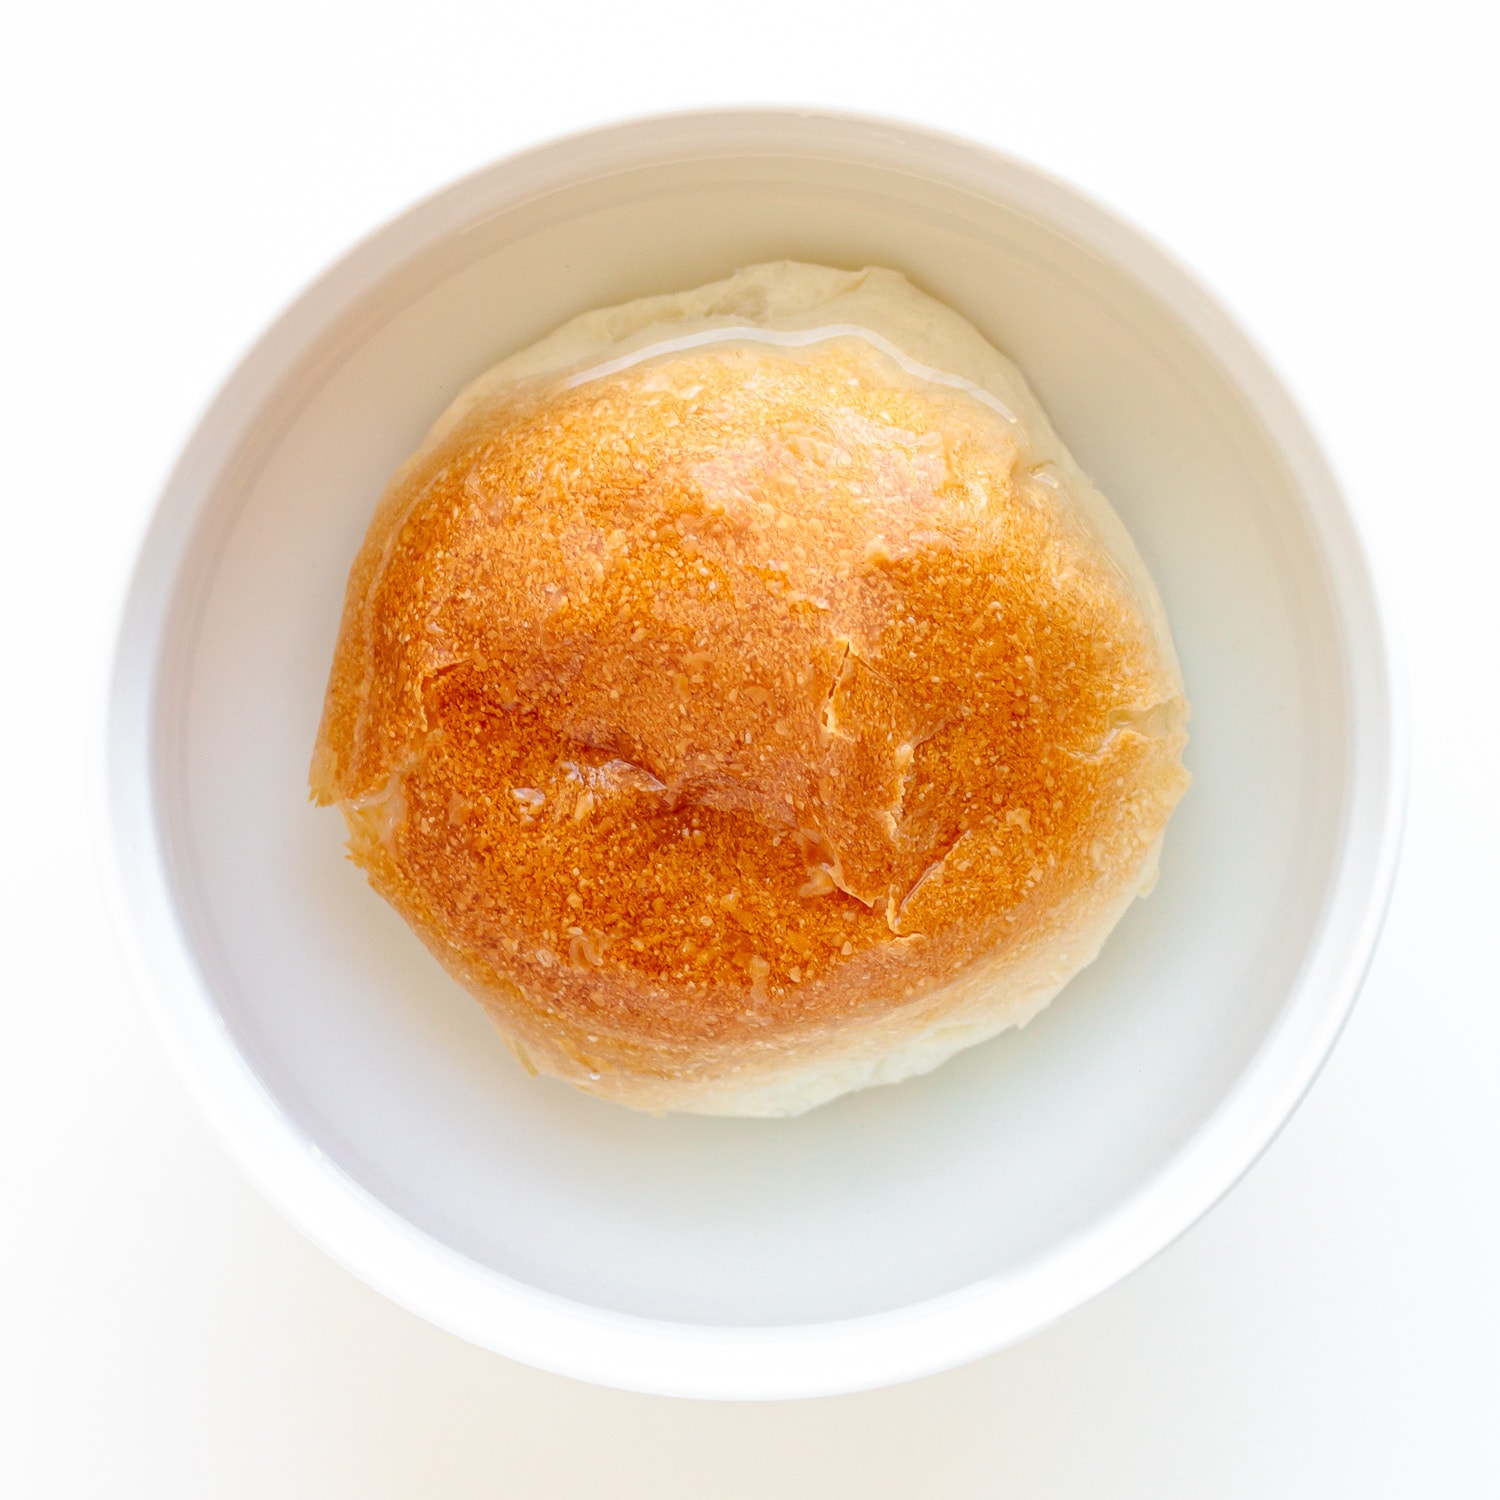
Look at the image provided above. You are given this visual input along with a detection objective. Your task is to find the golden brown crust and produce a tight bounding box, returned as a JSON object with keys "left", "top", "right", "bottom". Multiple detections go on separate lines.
{"left": 313, "top": 293, "right": 1188, "bottom": 1114}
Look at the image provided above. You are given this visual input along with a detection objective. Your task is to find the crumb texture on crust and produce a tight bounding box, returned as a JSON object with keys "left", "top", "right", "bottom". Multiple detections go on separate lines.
{"left": 311, "top": 263, "right": 1189, "bottom": 1115}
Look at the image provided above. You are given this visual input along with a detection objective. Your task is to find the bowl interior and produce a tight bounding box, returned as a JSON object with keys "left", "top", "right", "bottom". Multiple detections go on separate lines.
{"left": 146, "top": 132, "right": 1346, "bottom": 1327}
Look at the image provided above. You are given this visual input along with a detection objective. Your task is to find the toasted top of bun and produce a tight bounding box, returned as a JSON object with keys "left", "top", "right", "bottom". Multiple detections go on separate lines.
{"left": 312, "top": 263, "right": 1189, "bottom": 1115}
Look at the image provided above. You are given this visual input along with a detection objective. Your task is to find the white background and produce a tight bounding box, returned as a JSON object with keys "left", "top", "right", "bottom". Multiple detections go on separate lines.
{"left": 3, "top": 2, "right": 1497, "bottom": 1494}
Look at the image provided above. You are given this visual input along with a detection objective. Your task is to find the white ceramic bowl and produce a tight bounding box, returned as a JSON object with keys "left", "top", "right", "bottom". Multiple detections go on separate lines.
{"left": 102, "top": 109, "right": 1404, "bottom": 1399}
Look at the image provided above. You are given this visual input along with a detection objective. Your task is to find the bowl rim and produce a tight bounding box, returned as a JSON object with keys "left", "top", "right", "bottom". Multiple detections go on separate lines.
{"left": 97, "top": 105, "right": 1408, "bottom": 1400}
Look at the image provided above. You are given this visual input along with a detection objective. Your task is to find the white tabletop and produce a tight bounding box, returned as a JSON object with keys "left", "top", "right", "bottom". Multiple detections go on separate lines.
{"left": 4, "top": 2, "right": 1497, "bottom": 1494}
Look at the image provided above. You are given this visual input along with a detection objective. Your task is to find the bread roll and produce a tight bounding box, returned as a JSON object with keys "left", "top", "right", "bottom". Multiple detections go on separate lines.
{"left": 311, "top": 263, "right": 1189, "bottom": 1116}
